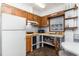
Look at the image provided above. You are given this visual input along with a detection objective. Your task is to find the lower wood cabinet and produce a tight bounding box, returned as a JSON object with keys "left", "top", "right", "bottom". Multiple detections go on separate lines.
{"left": 26, "top": 35, "right": 32, "bottom": 53}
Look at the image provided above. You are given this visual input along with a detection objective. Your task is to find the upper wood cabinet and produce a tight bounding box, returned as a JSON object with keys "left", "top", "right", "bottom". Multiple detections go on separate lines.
{"left": 13, "top": 8, "right": 27, "bottom": 18}
{"left": 33, "top": 15, "right": 48, "bottom": 27}
{"left": 33, "top": 14, "right": 42, "bottom": 27}
{"left": 37, "top": 16, "right": 42, "bottom": 27}
{"left": 33, "top": 14, "right": 38, "bottom": 21}
{"left": 27, "top": 12, "right": 33, "bottom": 21}
{"left": 41, "top": 16, "right": 48, "bottom": 27}
{"left": 33, "top": 15, "right": 40, "bottom": 22}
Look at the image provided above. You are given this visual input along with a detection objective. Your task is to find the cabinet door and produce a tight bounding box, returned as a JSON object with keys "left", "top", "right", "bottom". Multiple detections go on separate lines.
{"left": 14, "top": 8, "right": 26, "bottom": 18}
{"left": 33, "top": 15, "right": 42, "bottom": 27}
{"left": 33, "top": 15, "right": 38, "bottom": 21}
{"left": 27, "top": 13, "right": 33, "bottom": 21}
{"left": 26, "top": 36, "right": 32, "bottom": 52}
{"left": 37, "top": 16, "right": 42, "bottom": 27}
{"left": 41, "top": 16, "right": 48, "bottom": 26}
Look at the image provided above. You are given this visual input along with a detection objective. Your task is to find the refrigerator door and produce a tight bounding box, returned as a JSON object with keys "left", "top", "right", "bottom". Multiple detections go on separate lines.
{"left": 2, "top": 13, "right": 26, "bottom": 30}
{"left": 2, "top": 31, "right": 26, "bottom": 56}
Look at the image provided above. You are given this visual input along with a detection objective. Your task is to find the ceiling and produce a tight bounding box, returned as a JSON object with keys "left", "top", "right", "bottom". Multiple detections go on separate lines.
{"left": 26, "top": 3, "right": 65, "bottom": 11}
{"left": 24, "top": 3, "right": 66, "bottom": 16}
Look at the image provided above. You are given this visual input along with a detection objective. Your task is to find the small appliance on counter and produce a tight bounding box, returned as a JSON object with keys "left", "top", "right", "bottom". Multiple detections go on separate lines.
{"left": 38, "top": 29, "right": 45, "bottom": 33}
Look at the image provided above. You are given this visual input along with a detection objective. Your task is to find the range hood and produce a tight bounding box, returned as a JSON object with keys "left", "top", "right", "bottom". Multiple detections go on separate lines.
{"left": 26, "top": 20, "right": 38, "bottom": 26}
{"left": 26, "top": 20, "right": 38, "bottom": 32}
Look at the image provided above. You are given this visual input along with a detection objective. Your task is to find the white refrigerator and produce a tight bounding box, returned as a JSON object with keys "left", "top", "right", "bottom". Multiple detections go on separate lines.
{"left": 2, "top": 13, "right": 26, "bottom": 56}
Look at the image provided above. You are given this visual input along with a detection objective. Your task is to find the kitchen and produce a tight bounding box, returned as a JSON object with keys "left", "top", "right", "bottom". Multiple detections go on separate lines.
{"left": 0, "top": 3, "right": 79, "bottom": 56}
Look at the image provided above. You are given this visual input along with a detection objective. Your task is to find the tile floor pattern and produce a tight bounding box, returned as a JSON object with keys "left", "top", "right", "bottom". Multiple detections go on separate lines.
{"left": 26, "top": 47, "right": 58, "bottom": 56}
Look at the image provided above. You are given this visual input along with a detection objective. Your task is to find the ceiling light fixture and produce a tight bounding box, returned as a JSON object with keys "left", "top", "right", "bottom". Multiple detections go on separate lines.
{"left": 34, "top": 3, "right": 46, "bottom": 8}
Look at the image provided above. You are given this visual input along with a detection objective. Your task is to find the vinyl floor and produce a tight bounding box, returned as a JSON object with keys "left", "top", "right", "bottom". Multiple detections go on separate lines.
{"left": 26, "top": 46, "right": 58, "bottom": 56}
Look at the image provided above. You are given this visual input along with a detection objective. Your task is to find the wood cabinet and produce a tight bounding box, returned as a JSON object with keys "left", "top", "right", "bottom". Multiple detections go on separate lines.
{"left": 26, "top": 35, "right": 32, "bottom": 53}
{"left": 41, "top": 16, "right": 48, "bottom": 27}
{"left": 27, "top": 12, "right": 33, "bottom": 21}
{"left": 13, "top": 8, "right": 27, "bottom": 18}
{"left": 33, "top": 14, "right": 38, "bottom": 21}
{"left": 33, "top": 15, "right": 48, "bottom": 27}
{"left": 36, "top": 16, "right": 41, "bottom": 27}
{"left": 33, "top": 14, "right": 42, "bottom": 27}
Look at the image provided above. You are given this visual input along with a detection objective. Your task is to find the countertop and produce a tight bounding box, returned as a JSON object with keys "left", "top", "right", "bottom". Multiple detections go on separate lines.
{"left": 26, "top": 32, "right": 64, "bottom": 37}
